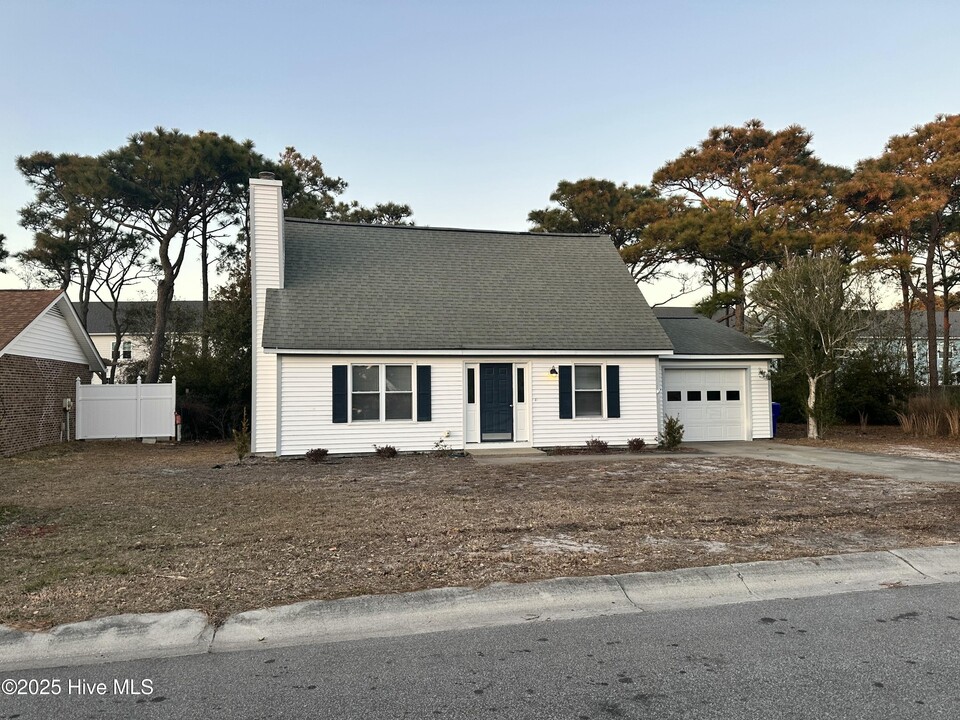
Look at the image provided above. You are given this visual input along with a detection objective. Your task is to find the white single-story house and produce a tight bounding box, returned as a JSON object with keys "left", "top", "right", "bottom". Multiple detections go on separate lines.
{"left": 249, "top": 175, "right": 780, "bottom": 456}
{"left": 0, "top": 290, "right": 106, "bottom": 456}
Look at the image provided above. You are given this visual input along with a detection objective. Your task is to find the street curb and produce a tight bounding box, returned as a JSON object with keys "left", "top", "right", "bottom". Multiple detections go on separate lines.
{"left": 0, "top": 610, "right": 212, "bottom": 672}
{"left": 2, "top": 545, "right": 959, "bottom": 670}
{"left": 213, "top": 575, "right": 634, "bottom": 652}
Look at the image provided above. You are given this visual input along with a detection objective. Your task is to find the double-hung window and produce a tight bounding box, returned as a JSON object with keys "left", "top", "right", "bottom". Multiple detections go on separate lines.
{"left": 351, "top": 364, "right": 414, "bottom": 422}
{"left": 111, "top": 340, "right": 133, "bottom": 360}
{"left": 558, "top": 364, "right": 619, "bottom": 420}
{"left": 351, "top": 365, "right": 380, "bottom": 421}
{"left": 574, "top": 365, "right": 603, "bottom": 417}
{"left": 384, "top": 366, "right": 413, "bottom": 420}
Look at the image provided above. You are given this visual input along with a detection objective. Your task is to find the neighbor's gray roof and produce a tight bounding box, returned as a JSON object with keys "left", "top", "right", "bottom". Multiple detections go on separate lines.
{"left": 263, "top": 219, "right": 673, "bottom": 352}
{"left": 876, "top": 310, "right": 960, "bottom": 338}
{"left": 653, "top": 307, "right": 779, "bottom": 356}
{"left": 77, "top": 301, "right": 203, "bottom": 334}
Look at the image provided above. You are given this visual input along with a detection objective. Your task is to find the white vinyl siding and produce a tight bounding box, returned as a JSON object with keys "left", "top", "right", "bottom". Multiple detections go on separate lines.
{"left": 5, "top": 306, "right": 87, "bottom": 365}
{"left": 749, "top": 362, "right": 772, "bottom": 439}
{"left": 531, "top": 357, "right": 659, "bottom": 447}
{"left": 250, "top": 178, "right": 284, "bottom": 454}
{"left": 87, "top": 334, "right": 151, "bottom": 384}
{"left": 279, "top": 356, "right": 462, "bottom": 456}
{"left": 277, "top": 354, "right": 661, "bottom": 455}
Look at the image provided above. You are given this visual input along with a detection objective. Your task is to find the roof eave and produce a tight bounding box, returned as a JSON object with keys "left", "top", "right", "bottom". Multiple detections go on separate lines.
{"left": 662, "top": 353, "right": 782, "bottom": 360}
{"left": 263, "top": 347, "right": 674, "bottom": 357}
{"left": 57, "top": 295, "right": 107, "bottom": 373}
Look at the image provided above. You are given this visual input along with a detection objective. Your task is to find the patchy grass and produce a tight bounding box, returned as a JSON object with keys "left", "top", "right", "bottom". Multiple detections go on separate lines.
{"left": 1, "top": 440, "right": 959, "bottom": 630}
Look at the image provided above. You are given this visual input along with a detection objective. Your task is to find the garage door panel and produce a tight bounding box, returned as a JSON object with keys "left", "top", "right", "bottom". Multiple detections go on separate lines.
{"left": 663, "top": 368, "right": 746, "bottom": 442}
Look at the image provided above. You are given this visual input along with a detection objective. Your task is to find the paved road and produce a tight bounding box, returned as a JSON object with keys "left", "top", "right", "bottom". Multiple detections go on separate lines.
{"left": 687, "top": 441, "right": 960, "bottom": 484}
{"left": 4, "top": 583, "right": 959, "bottom": 719}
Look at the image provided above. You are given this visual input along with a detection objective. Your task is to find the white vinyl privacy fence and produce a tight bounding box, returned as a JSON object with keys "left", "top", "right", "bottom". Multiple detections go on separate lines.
{"left": 76, "top": 377, "right": 176, "bottom": 440}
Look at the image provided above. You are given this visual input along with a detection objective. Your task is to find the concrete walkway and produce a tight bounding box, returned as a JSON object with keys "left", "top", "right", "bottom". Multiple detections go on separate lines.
{"left": 685, "top": 441, "right": 960, "bottom": 484}
{"left": 3, "top": 544, "right": 960, "bottom": 672}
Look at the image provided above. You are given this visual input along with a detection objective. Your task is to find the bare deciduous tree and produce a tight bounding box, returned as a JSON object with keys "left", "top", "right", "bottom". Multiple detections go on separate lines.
{"left": 752, "top": 255, "right": 866, "bottom": 439}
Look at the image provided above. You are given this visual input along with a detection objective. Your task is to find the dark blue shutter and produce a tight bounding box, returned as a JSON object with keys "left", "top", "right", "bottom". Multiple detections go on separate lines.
{"left": 606, "top": 365, "right": 620, "bottom": 418}
{"left": 332, "top": 365, "right": 348, "bottom": 423}
{"left": 559, "top": 365, "right": 573, "bottom": 419}
{"left": 417, "top": 365, "right": 432, "bottom": 421}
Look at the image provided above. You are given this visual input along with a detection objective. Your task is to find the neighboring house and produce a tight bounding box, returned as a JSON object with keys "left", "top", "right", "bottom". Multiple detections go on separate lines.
{"left": 653, "top": 307, "right": 782, "bottom": 441}
{"left": 0, "top": 290, "right": 106, "bottom": 456}
{"left": 78, "top": 301, "right": 203, "bottom": 383}
{"left": 885, "top": 311, "right": 960, "bottom": 384}
{"left": 248, "top": 176, "right": 780, "bottom": 455}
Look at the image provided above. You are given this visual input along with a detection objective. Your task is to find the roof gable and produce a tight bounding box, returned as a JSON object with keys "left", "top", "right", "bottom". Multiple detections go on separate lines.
{"left": 262, "top": 220, "right": 673, "bottom": 352}
{"left": 0, "top": 290, "right": 62, "bottom": 352}
{"left": 0, "top": 290, "right": 106, "bottom": 372}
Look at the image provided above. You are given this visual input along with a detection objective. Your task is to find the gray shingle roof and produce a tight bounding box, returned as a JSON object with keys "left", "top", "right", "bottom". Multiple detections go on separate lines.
{"left": 653, "top": 307, "right": 778, "bottom": 356}
{"left": 262, "top": 220, "right": 673, "bottom": 352}
{"left": 876, "top": 310, "right": 960, "bottom": 339}
{"left": 78, "top": 301, "right": 203, "bottom": 334}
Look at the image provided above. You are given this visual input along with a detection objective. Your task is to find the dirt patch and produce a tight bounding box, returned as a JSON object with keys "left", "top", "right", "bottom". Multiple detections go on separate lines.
{"left": 1, "top": 440, "right": 959, "bottom": 630}
{"left": 776, "top": 423, "right": 960, "bottom": 462}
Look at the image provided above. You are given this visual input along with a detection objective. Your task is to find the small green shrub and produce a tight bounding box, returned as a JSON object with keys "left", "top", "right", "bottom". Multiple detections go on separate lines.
{"left": 305, "top": 448, "right": 329, "bottom": 463}
{"left": 657, "top": 415, "right": 684, "bottom": 450}
{"left": 374, "top": 444, "right": 398, "bottom": 459}
{"left": 627, "top": 437, "right": 646, "bottom": 453}
{"left": 585, "top": 437, "right": 609, "bottom": 454}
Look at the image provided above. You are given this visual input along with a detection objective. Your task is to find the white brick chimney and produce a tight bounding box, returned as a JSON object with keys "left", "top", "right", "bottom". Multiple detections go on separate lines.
{"left": 250, "top": 173, "right": 284, "bottom": 455}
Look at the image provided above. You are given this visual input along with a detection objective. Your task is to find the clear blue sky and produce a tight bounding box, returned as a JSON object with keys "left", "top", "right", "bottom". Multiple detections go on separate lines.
{"left": 1, "top": 0, "right": 958, "bottom": 301}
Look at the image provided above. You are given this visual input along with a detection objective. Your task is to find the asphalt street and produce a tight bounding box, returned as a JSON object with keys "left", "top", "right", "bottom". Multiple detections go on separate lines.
{"left": 3, "top": 583, "right": 959, "bottom": 719}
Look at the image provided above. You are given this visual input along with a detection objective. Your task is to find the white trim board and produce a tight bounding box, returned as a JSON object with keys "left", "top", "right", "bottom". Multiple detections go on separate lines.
{"left": 266, "top": 348, "right": 673, "bottom": 357}
{"left": 666, "top": 354, "right": 782, "bottom": 361}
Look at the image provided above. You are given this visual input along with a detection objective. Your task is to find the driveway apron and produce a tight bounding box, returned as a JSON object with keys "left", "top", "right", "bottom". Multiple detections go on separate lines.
{"left": 685, "top": 441, "right": 960, "bottom": 484}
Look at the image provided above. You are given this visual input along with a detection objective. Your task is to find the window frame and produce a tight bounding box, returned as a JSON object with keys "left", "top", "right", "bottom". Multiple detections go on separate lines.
{"left": 112, "top": 340, "right": 133, "bottom": 360}
{"left": 384, "top": 364, "right": 414, "bottom": 421}
{"left": 573, "top": 363, "right": 605, "bottom": 419}
{"left": 349, "top": 363, "right": 416, "bottom": 423}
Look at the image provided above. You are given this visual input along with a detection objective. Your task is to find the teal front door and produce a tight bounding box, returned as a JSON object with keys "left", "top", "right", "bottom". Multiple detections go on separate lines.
{"left": 480, "top": 363, "right": 513, "bottom": 441}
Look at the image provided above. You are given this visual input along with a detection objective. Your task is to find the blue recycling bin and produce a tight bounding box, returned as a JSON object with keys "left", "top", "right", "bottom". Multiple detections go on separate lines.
{"left": 772, "top": 402, "right": 781, "bottom": 437}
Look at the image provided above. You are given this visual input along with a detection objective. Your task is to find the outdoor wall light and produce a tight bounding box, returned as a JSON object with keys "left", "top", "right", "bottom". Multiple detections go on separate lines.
{"left": 549, "top": 366, "right": 558, "bottom": 376}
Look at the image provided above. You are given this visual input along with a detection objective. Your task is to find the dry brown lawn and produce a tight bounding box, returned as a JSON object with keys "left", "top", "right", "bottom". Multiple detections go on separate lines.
{"left": 776, "top": 422, "right": 960, "bottom": 462}
{"left": 2, "top": 440, "right": 959, "bottom": 631}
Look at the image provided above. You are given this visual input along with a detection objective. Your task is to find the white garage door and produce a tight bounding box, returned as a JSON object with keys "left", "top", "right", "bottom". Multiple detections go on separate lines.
{"left": 663, "top": 368, "right": 746, "bottom": 441}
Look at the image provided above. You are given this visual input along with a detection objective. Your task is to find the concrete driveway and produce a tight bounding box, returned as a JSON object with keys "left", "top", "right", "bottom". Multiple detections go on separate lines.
{"left": 686, "top": 441, "right": 960, "bottom": 484}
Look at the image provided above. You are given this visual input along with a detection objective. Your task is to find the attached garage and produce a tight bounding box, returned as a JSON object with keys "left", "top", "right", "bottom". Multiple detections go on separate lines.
{"left": 663, "top": 367, "right": 746, "bottom": 441}
{"left": 654, "top": 308, "right": 781, "bottom": 442}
